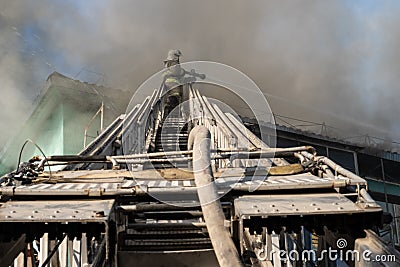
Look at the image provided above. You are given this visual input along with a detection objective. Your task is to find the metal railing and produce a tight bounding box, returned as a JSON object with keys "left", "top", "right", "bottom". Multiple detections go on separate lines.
{"left": 83, "top": 102, "right": 104, "bottom": 148}
{"left": 120, "top": 84, "right": 169, "bottom": 170}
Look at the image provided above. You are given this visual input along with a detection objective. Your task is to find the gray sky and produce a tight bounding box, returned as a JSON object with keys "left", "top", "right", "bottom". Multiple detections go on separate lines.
{"left": 0, "top": 0, "right": 399, "bottom": 151}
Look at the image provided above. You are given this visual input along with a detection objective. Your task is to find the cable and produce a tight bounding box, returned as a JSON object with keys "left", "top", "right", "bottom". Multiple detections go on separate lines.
{"left": 16, "top": 139, "right": 52, "bottom": 181}
{"left": 39, "top": 234, "right": 67, "bottom": 267}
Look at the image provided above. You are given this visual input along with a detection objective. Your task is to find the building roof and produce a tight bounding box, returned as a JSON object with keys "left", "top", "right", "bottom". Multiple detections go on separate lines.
{"left": 0, "top": 72, "right": 132, "bottom": 175}
{"left": 38, "top": 71, "right": 131, "bottom": 114}
{"left": 242, "top": 116, "right": 400, "bottom": 162}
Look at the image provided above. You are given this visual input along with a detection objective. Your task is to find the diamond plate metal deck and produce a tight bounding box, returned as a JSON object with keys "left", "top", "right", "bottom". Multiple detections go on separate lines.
{"left": 0, "top": 199, "right": 114, "bottom": 222}
{"left": 234, "top": 192, "right": 380, "bottom": 218}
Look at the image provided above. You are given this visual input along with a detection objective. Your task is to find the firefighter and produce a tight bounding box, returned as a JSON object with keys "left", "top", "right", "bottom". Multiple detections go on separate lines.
{"left": 163, "top": 49, "right": 185, "bottom": 114}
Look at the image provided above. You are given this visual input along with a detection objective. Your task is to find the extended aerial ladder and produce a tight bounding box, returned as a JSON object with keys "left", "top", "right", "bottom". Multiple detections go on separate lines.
{"left": 0, "top": 75, "right": 399, "bottom": 267}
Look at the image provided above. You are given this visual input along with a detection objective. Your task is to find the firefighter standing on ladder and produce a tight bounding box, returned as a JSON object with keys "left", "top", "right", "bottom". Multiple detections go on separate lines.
{"left": 163, "top": 49, "right": 185, "bottom": 114}
{"left": 162, "top": 49, "right": 205, "bottom": 115}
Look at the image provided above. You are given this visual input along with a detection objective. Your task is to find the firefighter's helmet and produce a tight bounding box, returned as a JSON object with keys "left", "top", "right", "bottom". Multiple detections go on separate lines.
{"left": 164, "top": 49, "right": 182, "bottom": 63}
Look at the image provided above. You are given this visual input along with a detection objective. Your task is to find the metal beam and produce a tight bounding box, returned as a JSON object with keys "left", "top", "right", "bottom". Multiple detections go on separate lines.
{"left": 0, "top": 235, "right": 26, "bottom": 267}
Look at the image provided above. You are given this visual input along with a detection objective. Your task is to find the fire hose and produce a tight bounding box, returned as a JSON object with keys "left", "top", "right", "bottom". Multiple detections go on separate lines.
{"left": 188, "top": 126, "right": 243, "bottom": 267}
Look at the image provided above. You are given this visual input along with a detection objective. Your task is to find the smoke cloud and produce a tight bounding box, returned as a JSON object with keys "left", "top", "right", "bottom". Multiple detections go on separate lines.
{"left": 0, "top": 0, "right": 399, "bottom": 151}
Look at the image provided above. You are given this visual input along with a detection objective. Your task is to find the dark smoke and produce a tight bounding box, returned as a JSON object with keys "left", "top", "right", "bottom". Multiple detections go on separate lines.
{"left": 0, "top": 1, "right": 399, "bottom": 151}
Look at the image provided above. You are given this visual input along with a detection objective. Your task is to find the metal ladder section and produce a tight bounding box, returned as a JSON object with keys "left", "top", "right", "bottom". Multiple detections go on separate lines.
{"left": 187, "top": 85, "right": 288, "bottom": 169}
{"left": 118, "top": 203, "right": 213, "bottom": 252}
{"left": 148, "top": 114, "right": 189, "bottom": 169}
{"left": 64, "top": 87, "right": 164, "bottom": 170}
{"left": 116, "top": 201, "right": 231, "bottom": 266}
{"left": 154, "top": 116, "right": 188, "bottom": 153}
{"left": 64, "top": 114, "right": 125, "bottom": 170}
